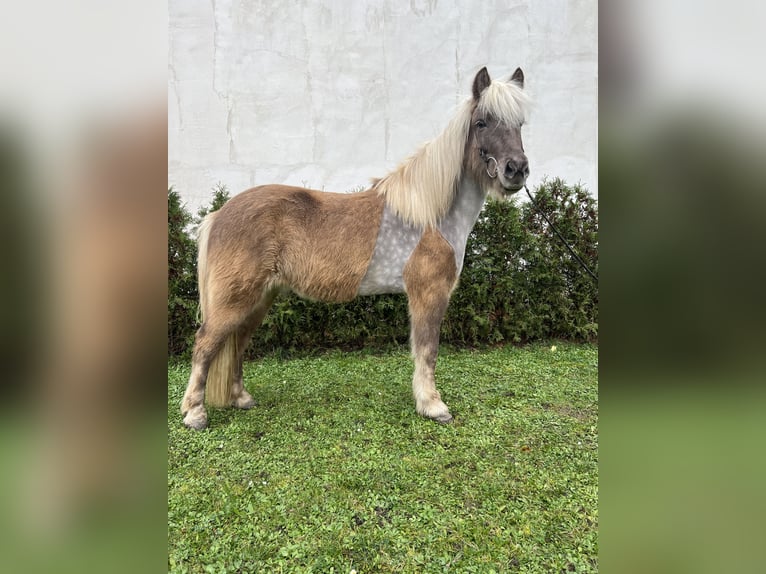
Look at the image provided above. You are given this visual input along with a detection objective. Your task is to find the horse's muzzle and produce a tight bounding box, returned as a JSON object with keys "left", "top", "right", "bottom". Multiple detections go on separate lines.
{"left": 504, "top": 156, "right": 529, "bottom": 180}
{"left": 500, "top": 154, "right": 528, "bottom": 193}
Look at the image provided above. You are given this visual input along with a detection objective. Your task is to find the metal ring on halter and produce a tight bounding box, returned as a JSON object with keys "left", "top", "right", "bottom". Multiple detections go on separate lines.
{"left": 485, "top": 156, "right": 499, "bottom": 178}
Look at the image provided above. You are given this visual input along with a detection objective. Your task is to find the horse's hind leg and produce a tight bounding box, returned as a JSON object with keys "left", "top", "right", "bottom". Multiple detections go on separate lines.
{"left": 229, "top": 294, "right": 276, "bottom": 409}
{"left": 403, "top": 230, "right": 458, "bottom": 424}
{"left": 181, "top": 308, "right": 246, "bottom": 429}
{"left": 229, "top": 327, "right": 255, "bottom": 410}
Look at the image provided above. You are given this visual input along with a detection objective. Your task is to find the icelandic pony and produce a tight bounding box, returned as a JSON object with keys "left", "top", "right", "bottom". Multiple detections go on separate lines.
{"left": 181, "top": 67, "right": 530, "bottom": 429}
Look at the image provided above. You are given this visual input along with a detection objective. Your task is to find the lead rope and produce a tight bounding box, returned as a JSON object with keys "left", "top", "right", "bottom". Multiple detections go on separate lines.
{"left": 482, "top": 153, "right": 597, "bottom": 283}
{"left": 523, "top": 184, "right": 598, "bottom": 283}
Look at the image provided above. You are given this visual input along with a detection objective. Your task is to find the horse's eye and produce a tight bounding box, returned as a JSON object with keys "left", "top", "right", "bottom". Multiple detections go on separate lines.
{"left": 475, "top": 119, "right": 487, "bottom": 129}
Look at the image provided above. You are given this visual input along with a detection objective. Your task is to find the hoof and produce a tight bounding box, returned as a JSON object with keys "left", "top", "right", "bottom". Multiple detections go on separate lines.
{"left": 183, "top": 410, "right": 208, "bottom": 430}
{"left": 417, "top": 398, "right": 453, "bottom": 424}
{"left": 231, "top": 392, "right": 256, "bottom": 410}
{"left": 184, "top": 418, "right": 208, "bottom": 431}
{"left": 234, "top": 397, "right": 256, "bottom": 410}
{"left": 433, "top": 412, "right": 454, "bottom": 424}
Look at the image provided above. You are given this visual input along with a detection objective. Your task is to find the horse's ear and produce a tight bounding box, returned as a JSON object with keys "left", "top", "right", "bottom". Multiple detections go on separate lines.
{"left": 472, "top": 67, "right": 491, "bottom": 100}
{"left": 509, "top": 67, "right": 524, "bottom": 88}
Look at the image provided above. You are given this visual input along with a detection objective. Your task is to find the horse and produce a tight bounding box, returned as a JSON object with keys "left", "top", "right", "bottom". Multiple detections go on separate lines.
{"left": 181, "top": 66, "right": 531, "bottom": 430}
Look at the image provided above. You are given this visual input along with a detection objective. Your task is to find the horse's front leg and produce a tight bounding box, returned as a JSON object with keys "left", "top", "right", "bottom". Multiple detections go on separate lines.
{"left": 409, "top": 303, "right": 453, "bottom": 423}
{"left": 404, "top": 229, "right": 457, "bottom": 424}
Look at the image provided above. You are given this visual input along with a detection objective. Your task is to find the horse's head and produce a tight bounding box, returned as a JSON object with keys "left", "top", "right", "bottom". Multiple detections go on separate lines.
{"left": 466, "top": 67, "right": 530, "bottom": 197}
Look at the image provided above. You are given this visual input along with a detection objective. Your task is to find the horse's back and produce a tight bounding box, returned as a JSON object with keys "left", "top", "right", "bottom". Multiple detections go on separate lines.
{"left": 207, "top": 185, "right": 385, "bottom": 302}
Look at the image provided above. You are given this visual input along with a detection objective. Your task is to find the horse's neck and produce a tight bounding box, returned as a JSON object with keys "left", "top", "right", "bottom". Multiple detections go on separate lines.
{"left": 437, "top": 177, "right": 487, "bottom": 274}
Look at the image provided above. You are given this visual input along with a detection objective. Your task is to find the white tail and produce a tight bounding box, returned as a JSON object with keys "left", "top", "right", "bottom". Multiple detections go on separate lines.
{"left": 197, "top": 212, "right": 237, "bottom": 408}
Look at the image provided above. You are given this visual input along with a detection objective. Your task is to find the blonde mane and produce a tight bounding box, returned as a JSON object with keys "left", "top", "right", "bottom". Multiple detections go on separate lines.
{"left": 374, "top": 78, "right": 530, "bottom": 228}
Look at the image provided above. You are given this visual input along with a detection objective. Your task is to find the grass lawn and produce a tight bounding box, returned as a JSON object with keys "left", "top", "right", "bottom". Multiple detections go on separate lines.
{"left": 168, "top": 343, "right": 598, "bottom": 573}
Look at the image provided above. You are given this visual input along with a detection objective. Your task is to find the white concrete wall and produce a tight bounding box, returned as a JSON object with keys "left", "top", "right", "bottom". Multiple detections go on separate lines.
{"left": 169, "top": 0, "right": 597, "bottom": 211}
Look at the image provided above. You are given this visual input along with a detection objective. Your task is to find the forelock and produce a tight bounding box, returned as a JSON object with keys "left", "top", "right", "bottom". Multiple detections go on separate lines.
{"left": 477, "top": 80, "right": 531, "bottom": 126}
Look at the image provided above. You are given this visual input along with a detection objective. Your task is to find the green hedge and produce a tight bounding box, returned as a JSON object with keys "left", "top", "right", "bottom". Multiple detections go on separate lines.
{"left": 167, "top": 179, "right": 597, "bottom": 357}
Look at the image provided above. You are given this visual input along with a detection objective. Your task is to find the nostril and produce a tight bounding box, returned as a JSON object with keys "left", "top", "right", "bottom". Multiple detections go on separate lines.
{"left": 505, "top": 157, "right": 529, "bottom": 178}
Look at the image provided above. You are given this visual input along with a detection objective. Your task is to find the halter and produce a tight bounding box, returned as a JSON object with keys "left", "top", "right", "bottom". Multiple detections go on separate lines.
{"left": 479, "top": 149, "right": 499, "bottom": 179}
{"left": 485, "top": 156, "right": 499, "bottom": 178}
{"left": 479, "top": 147, "right": 598, "bottom": 283}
